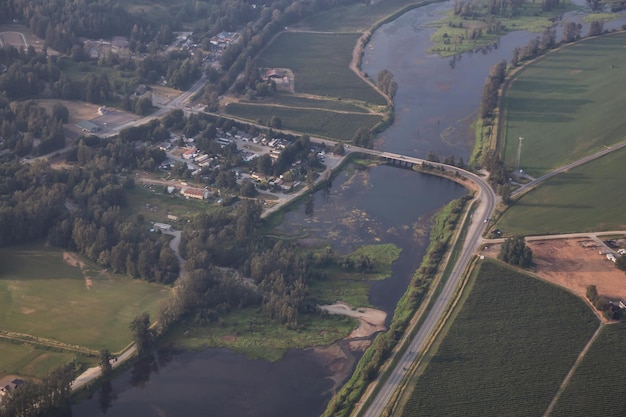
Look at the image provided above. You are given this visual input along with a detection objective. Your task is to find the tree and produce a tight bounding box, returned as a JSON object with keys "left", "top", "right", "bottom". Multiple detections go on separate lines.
{"left": 129, "top": 312, "right": 153, "bottom": 355}
{"left": 498, "top": 235, "right": 533, "bottom": 268}
{"left": 563, "top": 22, "right": 582, "bottom": 43}
{"left": 588, "top": 20, "right": 604, "bottom": 37}
{"left": 99, "top": 348, "right": 113, "bottom": 377}
{"left": 270, "top": 115, "right": 282, "bottom": 129}
{"left": 52, "top": 103, "right": 69, "bottom": 123}
{"left": 616, "top": 255, "right": 626, "bottom": 272}
{"left": 333, "top": 143, "right": 345, "bottom": 155}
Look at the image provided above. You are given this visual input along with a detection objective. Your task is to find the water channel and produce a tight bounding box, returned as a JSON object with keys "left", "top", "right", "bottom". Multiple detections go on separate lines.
{"left": 72, "top": 1, "right": 626, "bottom": 416}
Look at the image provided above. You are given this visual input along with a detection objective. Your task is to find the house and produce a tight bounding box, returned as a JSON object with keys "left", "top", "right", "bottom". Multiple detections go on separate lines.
{"left": 181, "top": 187, "right": 208, "bottom": 200}
{"left": 607, "top": 253, "right": 617, "bottom": 263}
{"left": 76, "top": 120, "right": 99, "bottom": 133}
{"left": 153, "top": 222, "right": 172, "bottom": 231}
{"left": 0, "top": 378, "right": 24, "bottom": 400}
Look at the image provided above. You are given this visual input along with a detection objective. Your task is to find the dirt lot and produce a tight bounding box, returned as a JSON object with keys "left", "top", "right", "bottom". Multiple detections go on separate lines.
{"left": 0, "top": 24, "right": 58, "bottom": 55}
{"left": 36, "top": 99, "right": 139, "bottom": 138}
{"left": 483, "top": 238, "right": 626, "bottom": 303}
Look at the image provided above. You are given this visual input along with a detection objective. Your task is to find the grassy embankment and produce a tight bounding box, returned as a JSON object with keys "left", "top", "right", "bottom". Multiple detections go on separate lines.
{"left": 398, "top": 260, "right": 599, "bottom": 417}
{"left": 323, "top": 194, "right": 470, "bottom": 417}
{"left": 0, "top": 243, "right": 169, "bottom": 378}
{"left": 161, "top": 243, "right": 402, "bottom": 362}
{"left": 500, "top": 32, "right": 626, "bottom": 177}
{"left": 550, "top": 322, "right": 626, "bottom": 417}
{"left": 428, "top": 0, "right": 576, "bottom": 57}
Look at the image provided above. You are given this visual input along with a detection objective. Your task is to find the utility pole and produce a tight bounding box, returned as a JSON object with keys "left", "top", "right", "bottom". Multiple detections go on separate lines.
{"left": 515, "top": 136, "right": 523, "bottom": 173}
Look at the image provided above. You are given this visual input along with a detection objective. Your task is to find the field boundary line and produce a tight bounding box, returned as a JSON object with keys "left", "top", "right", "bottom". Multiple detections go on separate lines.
{"left": 541, "top": 323, "right": 605, "bottom": 417}
{"left": 0, "top": 330, "right": 98, "bottom": 356}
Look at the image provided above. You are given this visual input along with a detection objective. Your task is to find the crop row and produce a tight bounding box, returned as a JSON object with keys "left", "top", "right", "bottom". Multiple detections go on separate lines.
{"left": 401, "top": 260, "right": 599, "bottom": 417}
{"left": 550, "top": 322, "right": 626, "bottom": 417}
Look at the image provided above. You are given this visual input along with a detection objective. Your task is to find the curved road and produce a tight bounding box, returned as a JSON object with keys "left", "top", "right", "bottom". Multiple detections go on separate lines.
{"left": 355, "top": 155, "right": 498, "bottom": 417}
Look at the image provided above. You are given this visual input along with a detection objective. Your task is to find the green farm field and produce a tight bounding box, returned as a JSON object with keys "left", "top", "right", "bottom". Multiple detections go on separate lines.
{"left": 500, "top": 32, "right": 626, "bottom": 177}
{"left": 0, "top": 341, "right": 77, "bottom": 379}
{"left": 0, "top": 243, "right": 170, "bottom": 353}
{"left": 298, "top": 0, "right": 429, "bottom": 31}
{"left": 550, "top": 323, "right": 626, "bottom": 417}
{"left": 225, "top": 102, "right": 383, "bottom": 141}
{"left": 400, "top": 260, "right": 599, "bottom": 417}
{"left": 495, "top": 145, "right": 626, "bottom": 235}
{"left": 258, "top": 32, "right": 386, "bottom": 105}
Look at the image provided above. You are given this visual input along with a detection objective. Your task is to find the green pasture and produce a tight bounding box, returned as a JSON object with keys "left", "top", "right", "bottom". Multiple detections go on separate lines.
{"left": 501, "top": 32, "right": 626, "bottom": 177}
{"left": 245, "top": 94, "right": 372, "bottom": 113}
{"left": 400, "top": 260, "right": 599, "bottom": 417}
{"left": 551, "top": 323, "right": 626, "bottom": 417}
{"left": 225, "top": 102, "right": 382, "bottom": 141}
{"left": 0, "top": 341, "right": 78, "bottom": 379}
{"left": 258, "top": 32, "right": 386, "bottom": 105}
{"left": 495, "top": 145, "right": 626, "bottom": 235}
{"left": 0, "top": 244, "right": 170, "bottom": 352}
{"left": 299, "top": 0, "right": 429, "bottom": 31}
{"left": 163, "top": 307, "right": 357, "bottom": 362}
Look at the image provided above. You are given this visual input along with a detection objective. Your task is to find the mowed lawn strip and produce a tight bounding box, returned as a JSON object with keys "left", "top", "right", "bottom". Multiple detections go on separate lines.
{"left": 496, "top": 145, "right": 626, "bottom": 235}
{"left": 241, "top": 95, "right": 372, "bottom": 113}
{"left": 225, "top": 102, "right": 383, "bottom": 141}
{"left": 401, "top": 260, "right": 599, "bottom": 417}
{"left": 550, "top": 323, "right": 626, "bottom": 417}
{"left": 0, "top": 244, "right": 170, "bottom": 352}
{"left": 501, "top": 32, "right": 626, "bottom": 177}
{"left": 258, "top": 32, "right": 386, "bottom": 105}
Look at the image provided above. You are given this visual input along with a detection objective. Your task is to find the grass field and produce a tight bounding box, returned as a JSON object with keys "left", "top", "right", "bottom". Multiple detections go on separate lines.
{"left": 225, "top": 102, "right": 383, "bottom": 141}
{"left": 550, "top": 323, "right": 626, "bottom": 417}
{"left": 400, "top": 260, "right": 599, "bottom": 417}
{"left": 0, "top": 340, "right": 78, "bottom": 379}
{"left": 500, "top": 32, "right": 626, "bottom": 177}
{"left": 258, "top": 32, "right": 386, "bottom": 105}
{"left": 495, "top": 145, "right": 626, "bottom": 235}
{"left": 0, "top": 243, "right": 170, "bottom": 353}
{"left": 163, "top": 307, "right": 357, "bottom": 362}
{"left": 124, "top": 185, "right": 213, "bottom": 225}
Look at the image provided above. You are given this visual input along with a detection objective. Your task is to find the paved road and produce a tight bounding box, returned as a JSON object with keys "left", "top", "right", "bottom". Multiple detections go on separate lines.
{"left": 512, "top": 141, "right": 626, "bottom": 198}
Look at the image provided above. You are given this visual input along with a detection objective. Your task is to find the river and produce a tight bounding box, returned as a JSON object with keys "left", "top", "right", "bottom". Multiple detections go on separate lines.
{"left": 71, "top": 1, "right": 625, "bottom": 416}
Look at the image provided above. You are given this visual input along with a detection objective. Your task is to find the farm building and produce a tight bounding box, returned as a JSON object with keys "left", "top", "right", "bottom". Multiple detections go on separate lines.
{"left": 76, "top": 120, "right": 99, "bottom": 132}
{"left": 153, "top": 222, "right": 172, "bottom": 231}
{"left": 181, "top": 187, "right": 208, "bottom": 200}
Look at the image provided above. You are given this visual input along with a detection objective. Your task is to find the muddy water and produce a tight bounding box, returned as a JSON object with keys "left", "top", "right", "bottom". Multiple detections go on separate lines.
{"left": 71, "top": 2, "right": 626, "bottom": 416}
